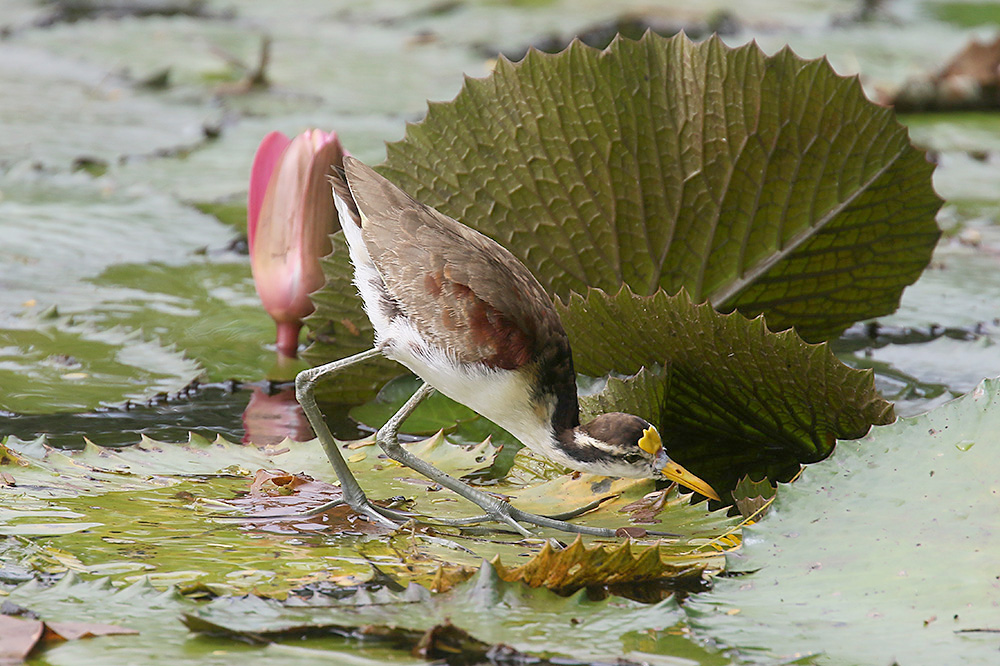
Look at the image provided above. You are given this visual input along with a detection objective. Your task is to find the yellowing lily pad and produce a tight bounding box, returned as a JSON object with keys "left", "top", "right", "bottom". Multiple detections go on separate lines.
{"left": 491, "top": 536, "right": 725, "bottom": 599}
{"left": 1, "top": 432, "right": 735, "bottom": 596}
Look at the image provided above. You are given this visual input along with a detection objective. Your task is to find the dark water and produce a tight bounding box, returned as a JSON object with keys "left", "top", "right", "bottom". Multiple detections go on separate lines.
{"left": 1, "top": 320, "right": 975, "bottom": 449}
{"left": 0, "top": 381, "right": 365, "bottom": 449}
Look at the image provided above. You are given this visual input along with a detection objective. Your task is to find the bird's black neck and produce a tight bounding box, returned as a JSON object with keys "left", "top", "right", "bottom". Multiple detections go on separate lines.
{"left": 550, "top": 379, "right": 580, "bottom": 435}
{"left": 531, "top": 328, "right": 580, "bottom": 436}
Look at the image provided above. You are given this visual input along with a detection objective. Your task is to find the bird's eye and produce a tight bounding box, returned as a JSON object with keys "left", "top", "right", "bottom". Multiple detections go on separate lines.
{"left": 624, "top": 453, "right": 643, "bottom": 464}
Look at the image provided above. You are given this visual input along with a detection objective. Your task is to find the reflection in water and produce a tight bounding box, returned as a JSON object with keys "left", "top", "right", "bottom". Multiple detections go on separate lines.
{"left": 241, "top": 386, "right": 313, "bottom": 445}
{"left": 0, "top": 382, "right": 363, "bottom": 449}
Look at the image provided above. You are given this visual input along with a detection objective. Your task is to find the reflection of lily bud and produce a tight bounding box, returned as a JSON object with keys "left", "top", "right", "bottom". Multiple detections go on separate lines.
{"left": 248, "top": 130, "right": 344, "bottom": 358}
{"left": 241, "top": 386, "right": 314, "bottom": 446}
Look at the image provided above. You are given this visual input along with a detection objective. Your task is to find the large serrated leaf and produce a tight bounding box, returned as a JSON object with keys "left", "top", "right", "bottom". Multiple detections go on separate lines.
{"left": 376, "top": 32, "right": 941, "bottom": 341}
{"left": 562, "top": 288, "right": 893, "bottom": 492}
{"left": 687, "top": 378, "right": 1000, "bottom": 665}
{"left": 579, "top": 365, "right": 670, "bottom": 427}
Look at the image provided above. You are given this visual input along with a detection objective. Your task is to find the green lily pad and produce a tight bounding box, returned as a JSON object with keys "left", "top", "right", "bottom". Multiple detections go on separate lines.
{"left": 375, "top": 32, "right": 941, "bottom": 342}
{"left": 579, "top": 365, "right": 670, "bottom": 429}
{"left": 0, "top": 323, "right": 202, "bottom": 414}
{"left": 687, "top": 378, "right": 1000, "bottom": 665}
{"left": 924, "top": 151, "right": 1000, "bottom": 205}
{"left": 561, "top": 288, "right": 894, "bottom": 493}
{"left": 1, "top": 574, "right": 415, "bottom": 666}
{"left": 0, "top": 172, "right": 234, "bottom": 318}
{"left": 904, "top": 112, "right": 1000, "bottom": 154}
{"left": 184, "top": 563, "right": 729, "bottom": 663}
{"left": 834, "top": 235, "right": 1000, "bottom": 414}
{"left": 0, "top": 171, "right": 249, "bottom": 412}
{"left": 86, "top": 259, "right": 277, "bottom": 381}
{"left": 0, "top": 433, "right": 491, "bottom": 594}
{"left": 877, "top": 234, "right": 1000, "bottom": 330}
{"left": 1, "top": 431, "right": 735, "bottom": 595}
{"left": 928, "top": 1, "right": 1000, "bottom": 27}
{"left": 0, "top": 42, "right": 209, "bottom": 170}
{"left": 115, "top": 112, "right": 406, "bottom": 205}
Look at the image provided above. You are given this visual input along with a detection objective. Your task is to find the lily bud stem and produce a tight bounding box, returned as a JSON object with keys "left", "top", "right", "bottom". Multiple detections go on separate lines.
{"left": 275, "top": 320, "right": 303, "bottom": 358}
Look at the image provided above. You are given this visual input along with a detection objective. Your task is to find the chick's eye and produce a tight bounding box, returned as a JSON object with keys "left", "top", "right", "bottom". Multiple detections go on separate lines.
{"left": 624, "top": 453, "right": 643, "bottom": 464}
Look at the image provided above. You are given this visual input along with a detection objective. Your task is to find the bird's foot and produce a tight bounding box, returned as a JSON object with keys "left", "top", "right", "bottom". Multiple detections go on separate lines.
{"left": 210, "top": 495, "right": 416, "bottom": 530}
{"left": 350, "top": 500, "right": 413, "bottom": 530}
{"left": 295, "top": 496, "right": 416, "bottom": 530}
{"left": 480, "top": 503, "right": 535, "bottom": 538}
{"left": 301, "top": 494, "right": 533, "bottom": 535}
{"left": 417, "top": 497, "right": 617, "bottom": 537}
{"left": 296, "top": 496, "right": 677, "bottom": 539}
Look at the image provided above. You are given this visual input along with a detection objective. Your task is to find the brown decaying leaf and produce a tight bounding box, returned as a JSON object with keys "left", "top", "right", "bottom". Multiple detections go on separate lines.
{"left": 185, "top": 613, "right": 615, "bottom": 666}
{"left": 936, "top": 35, "right": 1000, "bottom": 86}
{"left": 619, "top": 489, "right": 671, "bottom": 524}
{"left": 890, "top": 35, "right": 1000, "bottom": 111}
{"left": 412, "top": 621, "right": 490, "bottom": 662}
{"left": 411, "top": 621, "right": 624, "bottom": 665}
{"left": 229, "top": 469, "right": 393, "bottom": 535}
{"left": 428, "top": 564, "right": 476, "bottom": 594}
{"left": 490, "top": 535, "right": 712, "bottom": 596}
{"left": 248, "top": 469, "right": 311, "bottom": 496}
{"left": 0, "top": 615, "right": 43, "bottom": 664}
{"left": 44, "top": 621, "right": 138, "bottom": 641}
{"left": 1, "top": 614, "right": 137, "bottom": 663}
{"left": 731, "top": 475, "right": 777, "bottom": 520}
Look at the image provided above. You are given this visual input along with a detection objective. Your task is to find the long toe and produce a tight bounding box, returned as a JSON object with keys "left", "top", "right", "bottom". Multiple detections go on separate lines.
{"left": 349, "top": 499, "right": 407, "bottom": 530}
{"left": 488, "top": 506, "right": 534, "bottom": 538}
{"left": 507, "top": 506, "right": 620, "bottom": 537}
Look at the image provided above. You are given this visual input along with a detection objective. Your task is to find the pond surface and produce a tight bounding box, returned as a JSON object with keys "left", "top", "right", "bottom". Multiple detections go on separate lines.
{"left": 3, "top": 1, "right": 1000, "bottom": 665}
{"left": 4, "top": 0, "right": 1000, "bottom": 439}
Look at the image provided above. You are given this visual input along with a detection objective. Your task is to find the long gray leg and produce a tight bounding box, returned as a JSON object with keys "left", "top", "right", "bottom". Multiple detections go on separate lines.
{"left": 298, "top": 357, "right": 665, "bottom": 538}
{"left": 294, "top": 347, "right": 412, "bottom": 528}
{"left": 375, "top": 382, "right": 630, "bottom": 538}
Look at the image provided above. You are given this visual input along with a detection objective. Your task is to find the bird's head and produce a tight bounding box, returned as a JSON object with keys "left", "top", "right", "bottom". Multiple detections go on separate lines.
{"left": 572, "top": 413, "right": 720, "bottom": 501}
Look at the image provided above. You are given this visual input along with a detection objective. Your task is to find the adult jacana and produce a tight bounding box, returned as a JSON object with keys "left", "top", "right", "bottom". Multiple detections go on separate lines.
{"left": 295, "top": 156, "right": 718, "bottom": 537}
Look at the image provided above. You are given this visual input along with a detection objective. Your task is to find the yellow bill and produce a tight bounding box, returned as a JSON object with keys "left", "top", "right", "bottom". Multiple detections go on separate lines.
{"left": 658, "top": 460, "right": 721, "bottom": 501}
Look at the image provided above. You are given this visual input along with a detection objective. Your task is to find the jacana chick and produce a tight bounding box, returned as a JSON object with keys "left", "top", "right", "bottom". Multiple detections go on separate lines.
{"left": 295, "top": 157, "right": 718, "bottom": 536}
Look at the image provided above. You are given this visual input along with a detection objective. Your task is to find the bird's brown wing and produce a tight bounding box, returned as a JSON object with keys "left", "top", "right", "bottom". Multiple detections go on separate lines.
{"left": 342, "top": 156, "right": 565, "bottom": 371}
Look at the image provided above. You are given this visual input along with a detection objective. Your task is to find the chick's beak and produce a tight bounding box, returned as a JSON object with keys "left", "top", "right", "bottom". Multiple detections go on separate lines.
{"left": 656, "top": 455, "right": 720, "bottom": 501}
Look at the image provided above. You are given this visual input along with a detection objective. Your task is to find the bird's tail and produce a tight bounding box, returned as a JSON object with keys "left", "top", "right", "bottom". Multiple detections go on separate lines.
{"left": 330, "top": 166, "right": 362, "bottom": 229}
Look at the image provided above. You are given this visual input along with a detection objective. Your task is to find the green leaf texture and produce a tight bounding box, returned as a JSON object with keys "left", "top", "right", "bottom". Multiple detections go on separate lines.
{"left": 579, "top": 365, "right": 670, "bottom": 428}
{"left": 185, "top": 564, "right": 706, "bottom": 663}
{"left": 1, "top": 429, "right": 733, "bottom": 594}
{"left": 562, "top": 288, "right": 894, "bottom": 492}
{"left": 378, "top": 33, "right": 941, "bottom": 341}
{"left": 687, "top": 379, "right": 1000, "bottom": 665}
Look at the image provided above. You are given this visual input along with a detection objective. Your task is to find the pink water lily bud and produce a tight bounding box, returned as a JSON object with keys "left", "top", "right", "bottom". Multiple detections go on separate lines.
{"left": 248, "top": 129, "right": 345, "bottom": 357}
